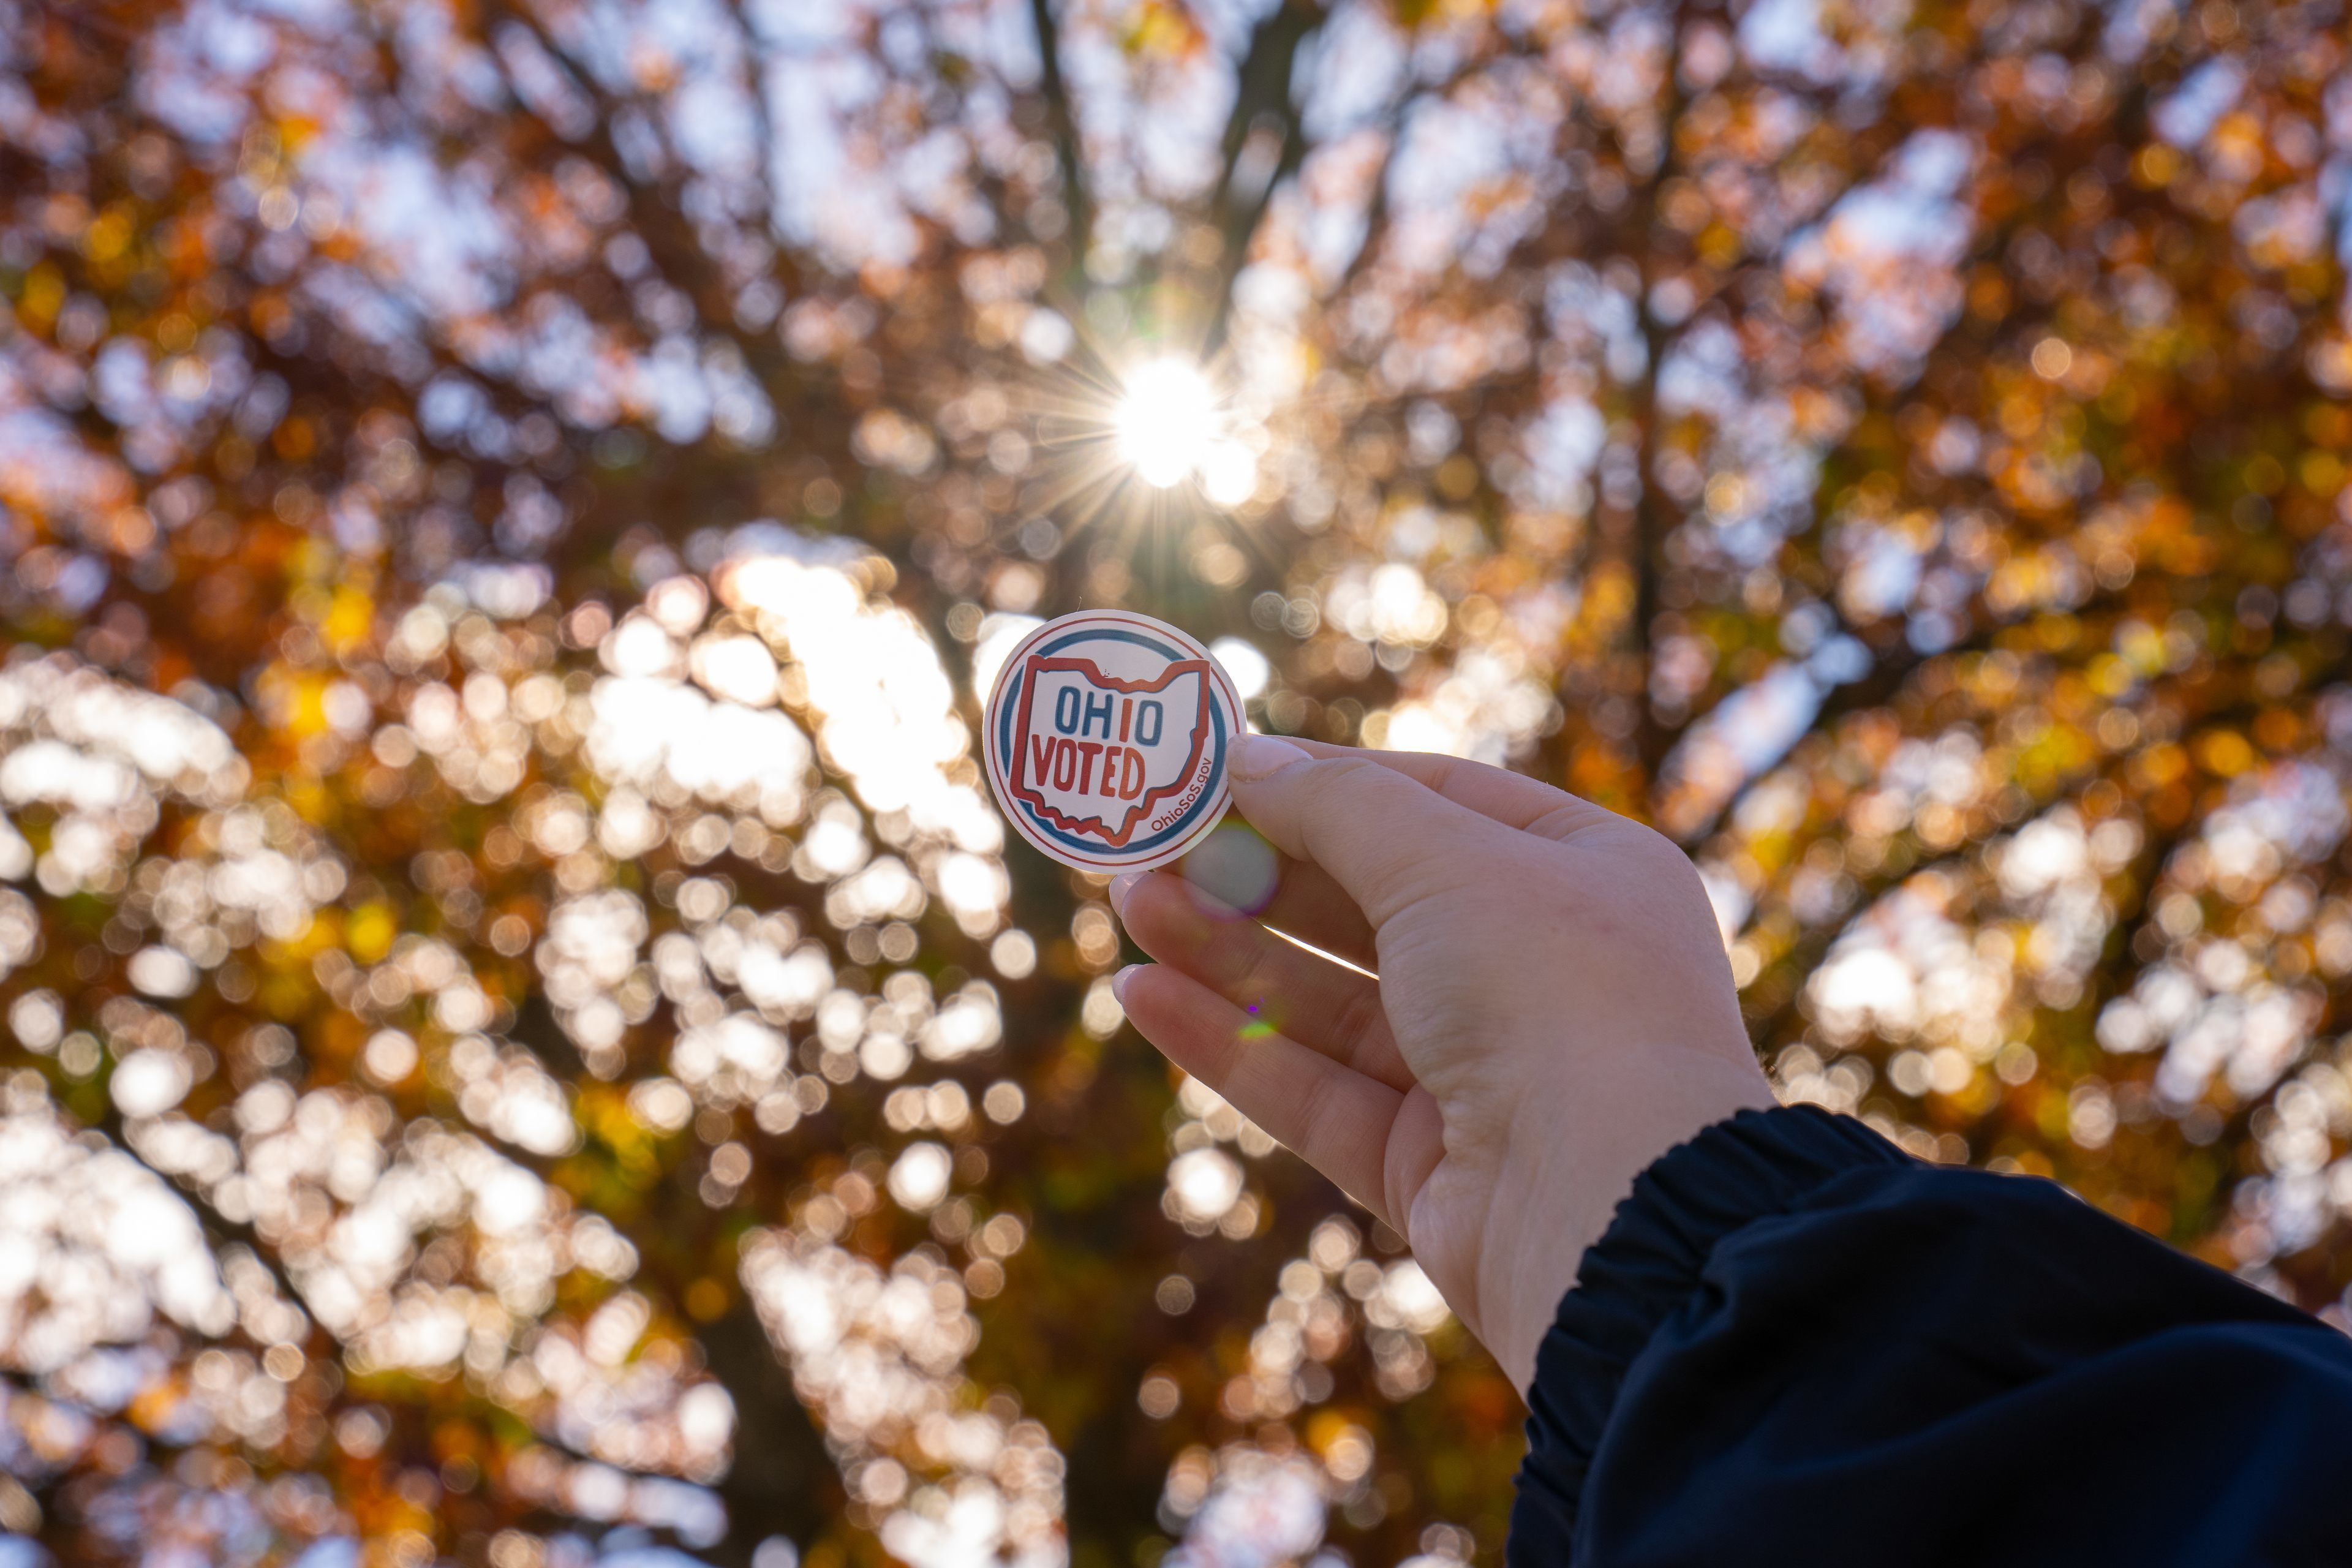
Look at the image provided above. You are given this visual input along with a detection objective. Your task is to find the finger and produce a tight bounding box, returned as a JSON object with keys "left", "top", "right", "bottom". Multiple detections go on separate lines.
{"left": 1251, "top": 855, "right": 1378, "bottom": 970}
{"left": 1113, "top": 870, "right": 1411, "bottom": 1090}
{"left": 1177, "top": 838, "right": 1376, "bottom": 970}
{"left": 1278, "top": 737, "right": 1613, "bottom": 841}
{"left": 1116, "top": 963, "right": 1404, "bottom": 1226}
{"left": 1224, "top": 736, "right": 1499, "bottom": 926}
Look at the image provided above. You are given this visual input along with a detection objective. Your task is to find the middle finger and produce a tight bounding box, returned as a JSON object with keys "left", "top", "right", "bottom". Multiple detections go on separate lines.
{"left": 1173, "top": 829, "right": 1379, "bottom": 971}
{"left": 1112, "top": 870, "right": 1413, "bottom": 1091}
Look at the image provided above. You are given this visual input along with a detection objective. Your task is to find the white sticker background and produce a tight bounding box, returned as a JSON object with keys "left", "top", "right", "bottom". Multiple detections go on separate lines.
{"left": 982, "top": 611, "right": 1244, "bottom": 873}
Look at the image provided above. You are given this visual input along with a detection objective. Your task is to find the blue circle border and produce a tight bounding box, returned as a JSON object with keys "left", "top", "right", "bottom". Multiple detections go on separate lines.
{"left": 994, "top": 625, "right": 1231, "bottom": 861}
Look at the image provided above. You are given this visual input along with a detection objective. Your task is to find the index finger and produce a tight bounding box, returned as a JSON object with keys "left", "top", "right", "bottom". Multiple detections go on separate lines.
{"left": 1277, "top": 737, "right": 1616, "bottom": 841}
{"left": 1171, "top": 827, "right": 1378, "bottom": 969}
{"left": 1224, "top": 736, "right": 1500, "bottom": 927}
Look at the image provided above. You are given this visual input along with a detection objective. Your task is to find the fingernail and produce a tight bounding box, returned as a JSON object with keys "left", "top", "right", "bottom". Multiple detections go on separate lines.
{"left": 1111, "top": 963, "right": 1144, "bottom": 1003}
{"left": 1231, "top": 734, "right": 1311, "bottom": 782}
{"left": 1107, "top": 872, "right": 1142, "bottom": 917}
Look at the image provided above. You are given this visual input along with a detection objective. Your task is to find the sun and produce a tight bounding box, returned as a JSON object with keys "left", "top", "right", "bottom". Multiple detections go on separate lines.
{"left": 1019, "top": 352, "right": 1262, "bottom": 549}
{"left": 1113, "top": 358, "right": 1220, "bottom": 488}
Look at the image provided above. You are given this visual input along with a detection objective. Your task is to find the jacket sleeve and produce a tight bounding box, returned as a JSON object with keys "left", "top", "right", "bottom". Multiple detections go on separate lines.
{"left": 1508, "top": 1104, "right": 2352, "bottom": 1568}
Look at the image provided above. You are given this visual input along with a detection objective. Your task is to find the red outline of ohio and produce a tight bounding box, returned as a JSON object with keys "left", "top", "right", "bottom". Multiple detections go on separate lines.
{"left": 1007, "top": 655, "right": 1214, "bottom": 848}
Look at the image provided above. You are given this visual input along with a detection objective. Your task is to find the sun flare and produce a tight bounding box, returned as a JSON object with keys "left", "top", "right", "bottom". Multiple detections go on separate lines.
{"left": 1108, "top": 357, "right": 1259, "bottom": 506}
{"left": 1113, "top": 358, "right": 1218, "bottom": 488}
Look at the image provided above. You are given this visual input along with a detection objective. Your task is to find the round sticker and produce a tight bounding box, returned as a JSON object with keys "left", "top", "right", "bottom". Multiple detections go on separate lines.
{"left": 983, "top": 610, "right": 1245, "bottom": 873}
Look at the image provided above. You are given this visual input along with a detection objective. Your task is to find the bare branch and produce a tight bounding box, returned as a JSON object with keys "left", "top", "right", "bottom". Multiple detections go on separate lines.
{"left": 1623, "top": 0, "right": 1705, "bottom": 791}
{"left": 1200, "top": 0, "right": 1329, "bottom": 354}
{"left": 1328, "top": 46, "right": 1513, "bottom": 296}
{"left": 1028, "top": 0, "right": 1091, "bottom": 271}
{"left": 724, "top": 0, "right": 790, "bottom": 256}
{"left": 472, "top": 0, "right": 815, "bottom": 417}
{"left": 699, "top": 1296, "right": 838, "bottom": 1567}
{"left": 95, "top": 1105, "right": 313, "bottom": 1338}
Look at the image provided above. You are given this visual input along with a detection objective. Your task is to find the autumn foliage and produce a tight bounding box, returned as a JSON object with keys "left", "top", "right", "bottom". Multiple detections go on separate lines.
{"left": 2, "top": 1, "right": 2350, "bottom": 1566}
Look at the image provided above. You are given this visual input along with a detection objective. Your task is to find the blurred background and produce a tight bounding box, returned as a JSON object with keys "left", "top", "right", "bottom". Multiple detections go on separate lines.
{"left": 1, "top": 0, "right": 2349, "bottom": 1564}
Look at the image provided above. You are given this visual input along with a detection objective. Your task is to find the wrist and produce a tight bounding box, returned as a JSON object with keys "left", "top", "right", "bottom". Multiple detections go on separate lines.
{"left": 1484, "top": 1045, "right": 1775, "bottom": 1387}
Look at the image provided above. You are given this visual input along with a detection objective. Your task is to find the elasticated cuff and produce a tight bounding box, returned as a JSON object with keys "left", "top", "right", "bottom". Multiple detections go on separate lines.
{"left": 1510, "top": 1104, "right": 1912, "bottom": 1551}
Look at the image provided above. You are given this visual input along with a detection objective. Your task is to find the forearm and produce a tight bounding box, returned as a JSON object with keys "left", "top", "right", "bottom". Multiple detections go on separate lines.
{"left": 1512, "top": 1106, "right": 2352, "bottom": 1566}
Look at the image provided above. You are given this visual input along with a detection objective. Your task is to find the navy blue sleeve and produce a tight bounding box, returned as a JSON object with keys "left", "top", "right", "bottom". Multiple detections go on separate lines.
{"left": 1509, "top": 1104, "right": 2352, "bottom": 1567}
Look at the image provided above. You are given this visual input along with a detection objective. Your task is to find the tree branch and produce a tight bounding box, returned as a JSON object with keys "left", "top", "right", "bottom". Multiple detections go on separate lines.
{"left": 1027, "top": 0, "right": 1091, "bottom": 273}
{"left": 97, "top": 1106, "right": 315, "bottom": 1340}
{"left": 724, "top": 0, "right": 791, "bottom": 267}
{"left": 1665, "top": 612, "right": 2007, "bottom": 850}
{"left": 472, "top": 0, "right": 817, "bottom": 423}
{"left": 1200, "top": 0, "right": 1329, "bottom": 355}
{"left": 698, "top": 1295, "right": 838, "bottom": 1567}
{"left": 1624, "top": 0, "right": 1703, "bottom": 795}
{"left": 1326, "top": 47, "right": 1515, "bottom": 296}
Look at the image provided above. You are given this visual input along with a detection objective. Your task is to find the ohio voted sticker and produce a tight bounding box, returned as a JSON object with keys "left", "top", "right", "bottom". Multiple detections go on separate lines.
{"left": 983, "top": 610, "right": 1244, "bottom": 873}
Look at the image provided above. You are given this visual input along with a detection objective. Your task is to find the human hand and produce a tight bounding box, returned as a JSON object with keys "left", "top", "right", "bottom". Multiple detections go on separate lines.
{"left": 1110, "top": 736, "right": 1774, "bottom": 1389}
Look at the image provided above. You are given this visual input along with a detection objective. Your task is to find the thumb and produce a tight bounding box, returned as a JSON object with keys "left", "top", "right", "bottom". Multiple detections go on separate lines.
{"left": 1224, "top": 734, "right": 1496, "bottom": 925}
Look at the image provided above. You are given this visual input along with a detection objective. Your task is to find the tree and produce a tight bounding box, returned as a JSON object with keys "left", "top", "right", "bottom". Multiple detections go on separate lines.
{"left": 1, "top": 1, "right": 2348, "bottom": 1565}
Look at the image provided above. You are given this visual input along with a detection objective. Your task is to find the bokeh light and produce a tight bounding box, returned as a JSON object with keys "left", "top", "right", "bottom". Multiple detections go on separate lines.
{"left": 3, "top": 0, "right": 2350, "bottom": 1562}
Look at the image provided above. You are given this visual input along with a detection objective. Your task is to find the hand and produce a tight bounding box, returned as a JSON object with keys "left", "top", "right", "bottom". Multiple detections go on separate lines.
{"left": 1110, "top": 735, "right": 1774, "bottom": 1389}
